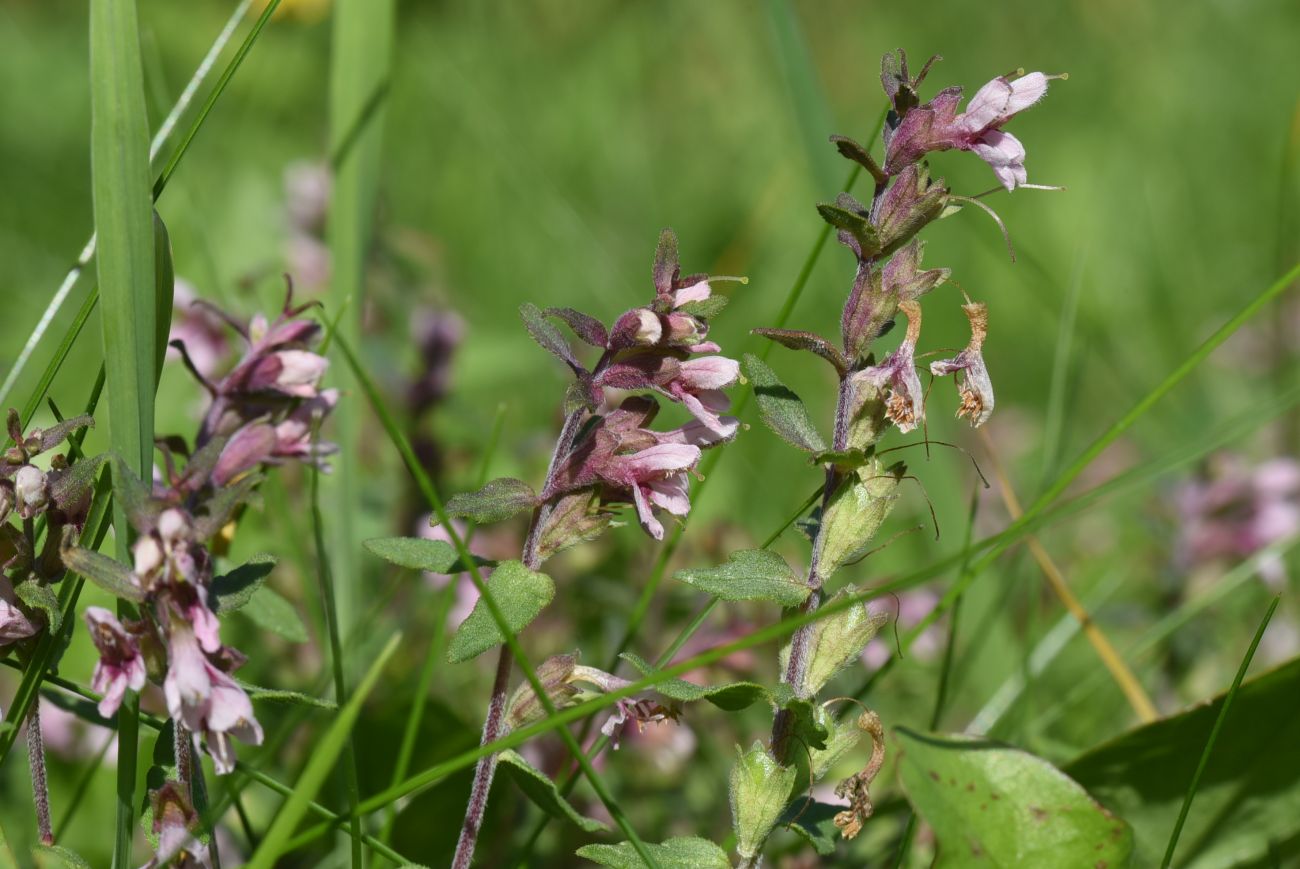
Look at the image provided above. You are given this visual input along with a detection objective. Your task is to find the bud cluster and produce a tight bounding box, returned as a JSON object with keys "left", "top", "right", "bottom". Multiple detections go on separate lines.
{"left": 723, "top": 50, "right": 1060, "bottom": 864}
{"left": 0, "top": 410, "right": 98, "bottom": 649}
{"left": 523, "top": 229, "right": 741, "bottom": 548}
{"left": 173, "top": 283, "right": 338, "bottom": 487}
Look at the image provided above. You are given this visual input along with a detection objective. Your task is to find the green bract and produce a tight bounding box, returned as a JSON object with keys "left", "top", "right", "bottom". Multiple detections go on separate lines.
{"left": 813, "top": 459, "right": 905, "bottom": 579}
{"left": 780, "top": 585, "right": 888, "bottom": 697}
{"left": 729, "top": 741, "right": 797, "bottom": 862}
{"left": 743, "top": 353, "right": 826, "bottom": 453}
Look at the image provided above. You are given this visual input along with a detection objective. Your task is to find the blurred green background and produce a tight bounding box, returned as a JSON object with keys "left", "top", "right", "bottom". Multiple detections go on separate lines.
{"left": 1, "top": 0, "right": 1298, "bottom": 865}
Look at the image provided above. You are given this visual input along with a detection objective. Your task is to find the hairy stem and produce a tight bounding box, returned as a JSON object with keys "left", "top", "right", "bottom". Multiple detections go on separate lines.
{"left": 772, "top": 376, "right": 851, "bottom": 759}
{"left": 452, "top": 393, "right": 594, "bottom": 868}
{"left": 28, "top": 702, "right": 53, "bottom": 845}
{"left": 450, "top": 646, "right": 514, "bottom": 869}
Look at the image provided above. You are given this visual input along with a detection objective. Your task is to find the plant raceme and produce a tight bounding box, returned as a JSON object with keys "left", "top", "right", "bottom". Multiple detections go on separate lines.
{"left": 44, "top": 285, "right": 338, "bottom": 866}
{"left": 646, "top": 49, "right": 1061, "bottom": 866}
{"left": 362, "top": 230, "right": 747, "bottom": 869}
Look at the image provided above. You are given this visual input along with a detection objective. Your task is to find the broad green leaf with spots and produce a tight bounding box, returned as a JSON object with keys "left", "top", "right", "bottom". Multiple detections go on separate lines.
{"left": 897, "top": 728, "right": 1134, "bottom": 868}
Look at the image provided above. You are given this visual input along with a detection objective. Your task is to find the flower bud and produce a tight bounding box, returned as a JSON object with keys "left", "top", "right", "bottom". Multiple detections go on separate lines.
{"left": 13, "top": 465, "right": 48, "bottom": 517}
{"left": 157, "top": 508, "right": 190, "bottom": 544}
{"left": 0, "top": 483, "right": 12, "bottom": 524}
{"left": 505, "top": 653, "right": 581, "bottom": 730}
{"left": 663, "top": 312, "right": 704, "bottom": 346}
{"left": 610, "top": 308, "right": 663, "bottom": 348}
{"left": 272, "top": 350, "right": 328, "bottom": 396}
{"left": 132, "top": 535, "right": 165, "bottom": 579}
{"left": 729, "top": 741, "right": 797, "bottom": 862}
{"left": 780, "top": 586, "right": 888, "bottom": 697}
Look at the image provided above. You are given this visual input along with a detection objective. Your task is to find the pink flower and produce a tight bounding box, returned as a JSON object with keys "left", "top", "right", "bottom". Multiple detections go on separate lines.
{"left": 1175, "top": 456, "right": 1300, "bottom": 585}
{"left": 600, "top": 697, "right": 679, "bottom": 750}
{"left": 885, "top": 71, "right": 1057, "bottom": 190}
{"left": 163, "top": 623, "right": 262, "bottom": 775}
{"left": 84, "top": 607, "right": 146, "bottom": 718}
{"left": 666, "top": 357, "right": 741, "bottom": 436}
{"left": 598, "top": 443, "right": 701, "bottom": 540}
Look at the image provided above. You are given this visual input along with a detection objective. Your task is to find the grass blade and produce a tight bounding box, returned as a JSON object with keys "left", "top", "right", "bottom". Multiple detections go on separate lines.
{"left": 89, "top": 0, "right": 155, "bottom": 862}
{"left": 244, "top": 633, "right": 402, "bottom": 869}
{"left": 327, "top": 0, "right": 395, "bottom": 641}
{"left": 308, "top": 449, "right": 364, "bottom": 866}
{"left": 1160, "top": 596, "right": 1280, "bottom": 868}
{"left": 763, "top": 0, "right": 839, "bottom": 192}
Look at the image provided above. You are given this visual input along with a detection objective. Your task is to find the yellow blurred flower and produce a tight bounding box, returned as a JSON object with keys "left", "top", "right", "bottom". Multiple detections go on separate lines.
{"left": 253, "top": 0, "right": 329, "bottom": 24}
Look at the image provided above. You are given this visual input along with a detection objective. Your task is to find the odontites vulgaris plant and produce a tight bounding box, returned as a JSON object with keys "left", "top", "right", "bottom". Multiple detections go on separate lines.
{"left": 360, "top": 230, "right": 744, "bottom": 869}
{"left": 667, "top": 49, "right": 1062, "bottom": 866}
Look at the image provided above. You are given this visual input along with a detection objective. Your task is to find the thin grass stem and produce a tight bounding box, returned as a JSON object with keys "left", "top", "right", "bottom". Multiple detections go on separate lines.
{"left": 1160, "top": 596, "right": 1279, "bottom": 869}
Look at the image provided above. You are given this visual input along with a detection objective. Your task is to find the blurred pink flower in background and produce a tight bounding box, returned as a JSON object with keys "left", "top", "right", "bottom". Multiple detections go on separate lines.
{"left": 863, "top": 587, "right": 944, "bottom": 670}
{"left": 167, "top": 279, "right": 231, "bottom": 381}
{"left": 1175, "top": 454, "right": 1300, "bottom": 585}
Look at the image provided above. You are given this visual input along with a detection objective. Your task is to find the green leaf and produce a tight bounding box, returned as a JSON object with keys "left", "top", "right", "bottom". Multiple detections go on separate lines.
{"left": 498, "top": 749, "right": 610, "bottom": 833}
{"left": 816, "top": 194, "right": 881, "bottom": 257}
{"left": 363, "top": 536, "right": 492, "bottom": 574}
{"left": 237, "top": 585, "right": 308, "bottom": 643}
{"left": 210, "top": 553, "right": 277, "bottom": 613}
{"left": 447, "top": 561, "right": 555, "bottom": 664}
{"left": 779, "top": 798, "right": 841, "bottom": 856}
{"left": 751, "top": 328, "right": 849, "bottom": 375}
{"left": 14, "top": 581, "right": 62, "bottom": 634}
{"left": 1067, "top": 656, "right": 1300, "bottom": 869}
{"left": 92, "top": 0, "right": 156, "bottom": 482}
{"left": 576, "top": 836, "right": 729, "bottom": 869}
{"left": 245, "top": 633, "right": 401, "bottom": 869}
{"left": 730, "top": 741, "right": 798, "bottom": 861}
{"left": 32, "top": 843, "right": 93, "bottom": 869}
{"left": 521, "top": 302, "right": 584, "bottom": 374}
{"left": 678, "top": 296, "right": 729, "bottom": 320}
{"left": 673, "top": 549, "right": 809, "bottom": 607}
{"left": 619, "top": 652, "right": 770, "bottom": 712}
{"left": 240, "top": 684, "right": 337, "bottom": 710}
{"left": 897, "top": 728, "right": 1134, "bottom": 868}
{"left": 58, "top": 546, "right": 144, "bottom": 603}
{"left": 441, "top": 477, "right": 538, "bottom": 525}
{"left": 742, "top": 354, "right": 826, "bottom": 453}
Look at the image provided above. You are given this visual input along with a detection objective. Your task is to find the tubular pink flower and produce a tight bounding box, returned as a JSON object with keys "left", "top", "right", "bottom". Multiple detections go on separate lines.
{"left": 85, "top": 606, "right": 146, "bottom": 718}
{"left": 162, "top": 622, "right": 263, "bottom": 775}
{"left": 601, "top": 443, "right": 701, "bottom": 540}
{"left": 884, "top": 70, "right": 1057, "bottom": 190}
{"left": 674, "top": 279, "right": 712, "bottom": 305}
